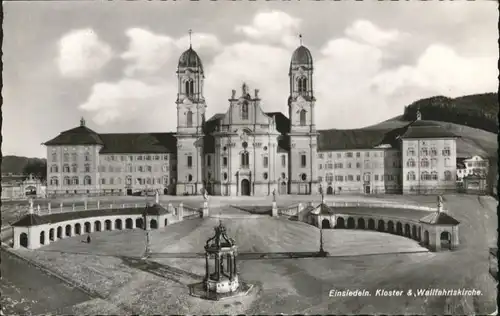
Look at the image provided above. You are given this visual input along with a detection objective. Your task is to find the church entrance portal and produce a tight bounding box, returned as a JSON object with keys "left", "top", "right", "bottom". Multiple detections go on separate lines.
{"left": 327, "top": 186, "right": 333, "bottom": 195}
{"left": 241, "top": 179, "right": 251, "bottom": 196}
{"left": 279, "top": 181, "right": 287, "bottom": 195}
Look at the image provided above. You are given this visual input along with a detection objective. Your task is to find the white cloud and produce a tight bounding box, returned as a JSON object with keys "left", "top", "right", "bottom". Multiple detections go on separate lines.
{"left": 345, "top": 20, "right": 401, "bottom": 47}
{"left": 57, "top": 29, "right": 113, "bottom": 78}
{"left": 79, "top": 79, "right": 170, "bottom": 125}
{"left": 80, "top": 15, "right": 498, "bottom": 132}
{"left": 371, "top": 44, "right": 498, "bottom": 98}
{"left": 121, "top": 28, "right": 222, "bottom": 76}
{"left": 235, "top": 11, "right": 301, "bottom": 47}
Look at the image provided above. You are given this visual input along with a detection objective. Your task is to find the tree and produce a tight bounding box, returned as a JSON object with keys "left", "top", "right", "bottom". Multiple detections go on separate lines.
{"left": 22, "top": 159, "right": 47, "bottom": 182}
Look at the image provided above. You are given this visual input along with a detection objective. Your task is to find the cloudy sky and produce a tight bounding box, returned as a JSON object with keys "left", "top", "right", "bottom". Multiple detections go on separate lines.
{"left": 3, "top": 1, "right": 497, "bottom": 158}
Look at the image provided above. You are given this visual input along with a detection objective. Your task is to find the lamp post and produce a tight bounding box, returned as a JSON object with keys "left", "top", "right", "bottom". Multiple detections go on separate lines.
{"left": 318, "top": 184, "right": 327, "bottom": 257}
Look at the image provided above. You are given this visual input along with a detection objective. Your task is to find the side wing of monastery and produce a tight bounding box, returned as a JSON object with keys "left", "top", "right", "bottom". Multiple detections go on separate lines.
{"left": 43, "top": 43, "right": 458, "bottom": 197}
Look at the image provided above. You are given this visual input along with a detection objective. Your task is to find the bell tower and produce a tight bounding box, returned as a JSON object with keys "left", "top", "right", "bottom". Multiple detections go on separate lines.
{"left": 175, "top": 30, "right": 206, "bottom": 195}
{"left": 287, "top": 35, "right": 319, "bottom": 195}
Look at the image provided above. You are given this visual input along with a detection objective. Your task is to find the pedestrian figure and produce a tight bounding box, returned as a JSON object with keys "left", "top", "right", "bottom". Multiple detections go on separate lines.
{"left": 87, "top": 234, "right": 91, "bottom": 244}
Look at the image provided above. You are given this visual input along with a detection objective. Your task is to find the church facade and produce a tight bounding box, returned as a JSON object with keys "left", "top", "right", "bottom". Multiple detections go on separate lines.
{"left": 43, "top": 43, "right": 458, "bottom": 197}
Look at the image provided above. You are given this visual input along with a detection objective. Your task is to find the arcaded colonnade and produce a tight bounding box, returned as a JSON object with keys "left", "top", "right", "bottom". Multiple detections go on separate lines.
{"left": 307, "top": 204, "right": 460, "bottom": 252}
{"left": 11, "top": 203, "right": 188, "bottom": 250}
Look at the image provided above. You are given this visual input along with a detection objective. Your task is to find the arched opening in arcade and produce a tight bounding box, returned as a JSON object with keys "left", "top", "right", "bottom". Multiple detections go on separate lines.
{"left": 387, "top": 221, "right": 395, "bottom": 234}
{"left": 150, "top": 219, "right": 158, "bottom": 229}
{"left": 378, "top": 220, "right": 385, "bottom": 232}
{"left": 164, "top": 219, "right": 168, "bottom": 227}
{"left": 241, "top": 179, "right": 251, "bottom": 196}
{"left": 163, "top": 188, "right": 168, "bottom": 195}
{"left": 404, "top": 224, "right": 411, "bottom": 237}
{"left": 440, "top": 231, "right": 452, "bottom": 250}
{"left": 321, "top": 219, "right": 331, "bottom": 229}
{"left": 57, "top": 226, "right": 62, "bottom": 239}
{"left": 126, "top": 218, "right": 133, "bottom": 229}
{"left": 335, "top": 217, "right": 345, "bottom": 229}
{"left": 84, "top": 222, "right": 91, "bottom": 233}
{"left": 368, "top": 218, "right": 375, "bottom": 230}
{"left": 49, "top": 228, "right": 54, "bottom": 241}
{"left": 65, "top": 225, "right": 72, "bottom": 237}
{"left": 327, "top": 186, "right": 333, "bottom": 195}
{"left": 357, "top": 218, "right": 365, "bottom": 229}
{"left": 423, "top": 230, "right": 430, "bottom": 246}
{"left": 95, "top": 221, "right": 102, "bottom": 232}
{"left": 115, "top": 219, "right": 123, "bottom": 230}
{"left": 347, "top": 217, "right": 355, "bottom": 229}
{"left": 136, "top": 218, "right": 144, "bottom": 229}
{"left": 412, "top": 225, "right": 418, "bottom": 240}
{"left": 105, "top": 220, "right": 112, "bottom": 230}
{"left": 40, "top": 231, "right": 45, "bottom": 245}
{"left": 20, "top": 233, "right": 28, "bottom": 248}
{"left": 75, "top": 223, "right": 82, "bottom": 235}
{"left": 396, "top": 222, "right": 403, "bottom": 235}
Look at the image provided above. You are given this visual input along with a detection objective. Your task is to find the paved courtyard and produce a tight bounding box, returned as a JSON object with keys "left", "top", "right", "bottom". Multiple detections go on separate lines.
{"left": 2, "top": 194, "right": 498, "bottom": 314}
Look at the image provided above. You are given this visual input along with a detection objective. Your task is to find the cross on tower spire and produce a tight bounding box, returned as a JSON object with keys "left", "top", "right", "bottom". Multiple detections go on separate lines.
{"left": 188, "top": 29, "right": 192, "bottom": 48}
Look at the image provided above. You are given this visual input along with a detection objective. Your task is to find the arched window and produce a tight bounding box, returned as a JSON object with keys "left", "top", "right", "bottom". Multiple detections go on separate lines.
{"left": 84, "top": 152, "right": 90, "bottom": 161}
{"left": 431, "top": 171, "right": 438, "bottom": 180}
{"left": 444, "top": 171, "right": 452, "bottom": 181}
{"left": 223, "top": 172, "right": 228, "bottom": 181}
{"left": 126, "top": 176, "right": 132, "bottom": 185}
{"left": 442, "top": 147, "right": 451, "bottom": 156}
{"left": 185, "top": 79, "right": 194, "bottom": 96}
{"left": 71, "top": 164, "right": 77, "bottom": 173}
{"left": 241, "top": 102, "right": 249, "bottom": 120}
{"left": 263, "top": 172, "right": 268, "bottom": 180}
{"left": 163, "top": 176, "right": 169, "bottom": 185}
{"left": 407, "top": 171, "right": 416, "bottom": 181}
{"left": 84, "top": 176, "right": 92, "bottom": 185}
{"left": 298, "top": 77, "right": 307, "bottom": 94}
{"left": 407, "top": 148, "right": 415, "bottom": 156}
{"left": 281, "top": 172, "right": 286, "bottom": 179}
{"left": 420, "top": 158, "right": 429, "bottom": 168}
{"left": 187, "top": 174, "right": 193, "bottom": 182}
{"left": 299, "top": 109, "right": 306, "bottom": 126}
{"left": 300, "top": 173, "right": 307, "bottom": 181}
{"left": 64, "top": 176, "right": 71, "bottom": 185}
{"left": 50, "top": 177, "right": 59, "bottom": 185}
{"left": 51, "top": 165, "right": 58, "bottom": 173}
{"left": 63, "top": 164, "right": 70, "bottom": 173}
{"left": 406, "top": 159, "right": 415, "bottom": 168}
{"left": 186, "top": 110, "right": 193, "bottom": 127}
{"left": 72, "top": 176, "right": 79, "bottom": 185}
{"left": 430, "top": 147, "right": 437, "bottom": 156}
{"left": 420, "top": 172, "right": 430, "bottom": 181}
{"left": 421, "top": 147, "right": 428, "bottom": 156}
{"left": 241, "top": 151, "right": 249, "bottom": 168}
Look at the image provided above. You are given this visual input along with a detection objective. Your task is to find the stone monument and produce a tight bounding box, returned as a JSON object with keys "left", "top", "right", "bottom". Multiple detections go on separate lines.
{"left": 437, "top": 195, "right": 444, "bottom": 213}
{"left": 271, "top": 189, "right": 278, "bottom": 217}
{"left": 202, "top": 190, "right": 209, "bottom": 217}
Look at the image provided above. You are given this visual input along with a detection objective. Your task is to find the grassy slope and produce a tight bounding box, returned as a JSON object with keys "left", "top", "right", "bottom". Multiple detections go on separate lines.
{"left": 1, "top": 155, "right": 46, "bottom": 175}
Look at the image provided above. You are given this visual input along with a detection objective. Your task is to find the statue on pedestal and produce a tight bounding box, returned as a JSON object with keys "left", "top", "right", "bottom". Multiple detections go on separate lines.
{"left": 437, "top": 195, "right": 444, "bottom": 212}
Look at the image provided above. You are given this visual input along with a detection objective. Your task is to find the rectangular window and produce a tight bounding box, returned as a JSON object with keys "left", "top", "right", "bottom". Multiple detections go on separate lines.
{"left": 263, "top": 156, "right": 269, "bottom": 168}
{"left": 301, "top": 155, "right": 307, "bottom": 167}
{"left": 375, "top": 174, "right": 379, "bottom": 181}
{"left": 356, "top": 175, "right": 361, "bottom": 181}
{"left": 223, "top": 157, "right": 228, "bottom": 167}
{"left": 207, "top": 155, "right": 211, "bottom": 167}
{"left": 346, "top": 152, "right": 353, "bottom": 158}
{"left": 281, "top": 155, "right": 286, "bottom": 167}
{"left": 319, "top": 164, "right": 322, "bottom": 169}
{"left": 356, "top": 152, "right": 360, "bottom": 158}
{"left": 187, "top": 156, "right": 193, "bottom": 168}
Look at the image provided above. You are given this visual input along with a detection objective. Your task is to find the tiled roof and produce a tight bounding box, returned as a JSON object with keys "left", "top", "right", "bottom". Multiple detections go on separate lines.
{"left": 317, "top": 129, "right": 393, "bottom": 151}
{"left": 44, "top": 126, "right": 104, "bottom": 146}
{"left": 400, "top": 120, "right": 457, "bottom": 139}
{"left": 99, "top": 133, "right": 177, "bottom": 154}
{"left": 144, "top": 203, "right": 169, "bottom": 216}
{"left": 12, "top": 213, "right": 49, "bottom": 226}
{"left": 265, "top": 112, "right": 290, "bottom": 135}
{"left": 419, "top": 211, "right": 460, "bottom": 225}
{"left": 290, "top": 45, "right": 313, "bottom": 66}
{"left": 178, "top": 47, "right": 204, "bottom": 74}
